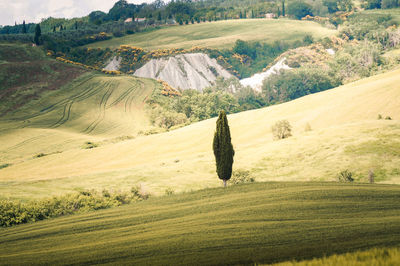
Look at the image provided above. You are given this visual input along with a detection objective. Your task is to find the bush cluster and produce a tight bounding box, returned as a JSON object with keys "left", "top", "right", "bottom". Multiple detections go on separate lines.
{"left": 230, "top": 169, "right": 255, "bottom": 184}
{"left": 0, "top": 188, "right": 150, "bottom": 227}
{"left": 271, "top": 120, "right": 293, "bottom": 140}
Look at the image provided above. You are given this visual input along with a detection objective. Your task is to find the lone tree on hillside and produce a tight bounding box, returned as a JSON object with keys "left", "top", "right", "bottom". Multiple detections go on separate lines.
{"left": 213, "top": 110, "right": 235, "bottom": 187}
{"left": 34, "top": 24, "right": 41, "bottom": 45}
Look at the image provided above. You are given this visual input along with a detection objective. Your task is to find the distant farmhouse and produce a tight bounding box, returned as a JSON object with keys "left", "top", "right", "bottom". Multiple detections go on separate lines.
{"left": 265, "top": 13, "right": 276, "bottom": 19}
{"left": 124, "top": 18, "right": 146, "bottom": 23}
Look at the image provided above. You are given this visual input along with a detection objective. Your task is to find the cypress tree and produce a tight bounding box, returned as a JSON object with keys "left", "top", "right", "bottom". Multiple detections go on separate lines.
{"left": 53, "top": 26, "right": 56, "bottom": 32}
{"left": 34, "top": 24, "right": 41, "bottom": 45}
{"left": 75, "top": 21, "right": 78, "bottom": 30}
{"left": 213, "top": 110, "right": 235, "bottom": 187}
{"left": 282, "top": 0, "right": 286, "bottom": 17}
{"left": 22, "top": 20, "right": 26, "bottom": 34}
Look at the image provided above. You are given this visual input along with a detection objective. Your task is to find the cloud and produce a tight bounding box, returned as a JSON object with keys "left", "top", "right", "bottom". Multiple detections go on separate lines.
{"left": 0, "top": 0, "right": 156, "bottom": 26}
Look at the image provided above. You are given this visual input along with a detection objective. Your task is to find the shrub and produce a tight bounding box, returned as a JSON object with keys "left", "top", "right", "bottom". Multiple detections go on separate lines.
{"left": 272, "top": 120, "right": 292, "bottom": 140}
{"left": 131, "top": 184, "right": 151, "bottom": 200}
{"left": 0, "top": 163, "right": 11, "bottom": 169}
{"left": 230, "top": 169, "right": 255, "bottom": 184}
{"left": 337, "top": 169, "right": 354, "bottom": 182}
{"left": 378, "top": 114, "right": 383, "bottom": 120}
{"left": 165, "top": 187, "right": 175, "bottom": 195}
{"left": 82, "top": 141, "right": 98, "bottom": 149}
{"left": 0, "top": 188, "right": 150, "bottom": 227}
{"left": 303, "top": 34, "right": 314, "bottom": 45}
{"left": 385, "top": 116, "right": 392, "bottom": 120}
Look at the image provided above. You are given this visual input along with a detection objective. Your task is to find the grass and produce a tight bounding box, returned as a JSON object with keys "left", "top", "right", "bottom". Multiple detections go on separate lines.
{"left": 86, "top": 19, "right": 337, "bottom": 50}
{"left": 0, "top": 182, "right": 399, "bottom": 265}
{"left": 274, "top": 246, "right": 400, "bottom": 266}
{"left": 1, "top": 65, "right": 400, "bottom": 200}
{"left": 0, "top": 43, "right": 87, "bottom": 115}
{"left": 362, "top": 7, "right": 400, "bottom": 23}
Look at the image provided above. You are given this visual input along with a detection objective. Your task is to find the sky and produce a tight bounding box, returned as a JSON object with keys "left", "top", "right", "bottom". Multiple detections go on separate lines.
{"left": 0, "top": 0, "right": 155, "bottom": 26}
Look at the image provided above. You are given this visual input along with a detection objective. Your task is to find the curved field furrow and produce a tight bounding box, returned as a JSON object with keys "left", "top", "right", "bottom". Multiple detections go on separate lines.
{"left": 6, "top": 135, "right": 46, "bottom": 151}
{"left": 50, "top": 101, "right": 73, "bottom": 128}
{"left": 107, "top": 82, "right": 138, "bottom": 109}
{"left": 16, "top": 75, "right": 96, "bottom": 121}
{"left": 82, "top": 85, "right": 114, "bottom": 134}
{"left": 124, "top": 80, "right": 145, "bottom": 113}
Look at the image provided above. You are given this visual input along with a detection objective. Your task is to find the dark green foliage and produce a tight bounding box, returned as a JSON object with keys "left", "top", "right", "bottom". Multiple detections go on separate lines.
{"left": 82, "top": 141, "right": 99, "bottom": 149}
{"left": 303, "top": 34, "right": 313, "bottom": 45}
{"left": 22, "top": 21, "right": 26, "bottom": 34}
{"left": 287, "top": 1, "right": 313, "bottom": 19}
{"left": 382, "top": 0, "right": 400, "bottom": 8}
{"left": 213, "top": 111, "right": 235, "bottom": 185}
{"left": 0, "top": 188, "right": 149, "bottom": 227}
{"left": 263, "top": 67, "right": 340, "bottom": 104}
{"left": 323, "top": 0, "right": 339, "bottom": 13}
{"left": 0, "top": 163, "right": 11, "bottom": 169}
{"left": 338, "top": 170, "right": 355, "bottom": 182}
{"left": 365, "top": 0, "right": 382, "bottom": 9}
{"left": 34, "top": 24, "right": 41, "bottom": 45}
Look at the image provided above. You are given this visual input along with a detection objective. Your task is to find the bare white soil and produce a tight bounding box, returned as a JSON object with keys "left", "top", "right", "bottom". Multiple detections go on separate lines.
{"left": 134, "top": 53, "right": 233, "bottom": 91}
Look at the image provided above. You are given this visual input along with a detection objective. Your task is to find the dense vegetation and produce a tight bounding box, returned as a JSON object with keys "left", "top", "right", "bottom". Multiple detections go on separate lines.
{"left": 0, "top": 187, "right": 149, "bottom": 227}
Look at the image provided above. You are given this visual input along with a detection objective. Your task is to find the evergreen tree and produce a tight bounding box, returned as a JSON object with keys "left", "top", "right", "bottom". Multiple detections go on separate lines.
{"left": 282, "top": 0, "right": 286, "bottom": 16}
{"left": 213, "top": 110, "right": 235, "bottom": 187}
{"left": 239, "top": 11, "right": 243, "bottom": 18}
{"left": 75, "top": 21, "right": 78, "bottom": 30}
{"left": 22, "top": 20, "right": 26, "bottom": 34}
{"left": 157, "top": 12, "right": 162, "bottom": 21}
{"left": 53, "top": 26, "right": 56, "bottom": 32}
{"left": 34, "top": 24, "right": 41, "bottom": 45}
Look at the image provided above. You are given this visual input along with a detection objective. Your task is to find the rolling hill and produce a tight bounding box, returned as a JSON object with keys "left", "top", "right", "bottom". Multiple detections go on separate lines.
{"left": 0, "top": 43, "right": 87, "bottom": 115}
{"left": 0, "top": 64, "right": 399, "bottom": 200}
{"left": 0, "top": 182, "right": 399, "bottom": 265}
{"left": 86, "top": 19, "right": 337, "bottom": 50}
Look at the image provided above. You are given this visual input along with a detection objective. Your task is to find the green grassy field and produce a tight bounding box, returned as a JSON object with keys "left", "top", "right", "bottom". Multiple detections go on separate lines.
{"left": 362, "top": 7, "right": 400, "bottom": 22}
{"left": 0, "top": 182, "right": 399, "bottom": 265}
{"left": 86, "top": 19, "right": 337, "bottom": 50}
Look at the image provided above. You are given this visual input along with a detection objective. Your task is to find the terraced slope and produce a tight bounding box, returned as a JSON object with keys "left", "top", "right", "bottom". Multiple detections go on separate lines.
{"left": 1, "top": 67, "right": 400, "bottom": 200}
{"left": 0, "top": 182, "right": 399, "bottom": 265}
{"left": 86, "top": 19, "right": 337, "bottom": 50}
